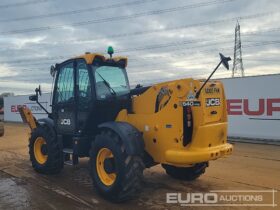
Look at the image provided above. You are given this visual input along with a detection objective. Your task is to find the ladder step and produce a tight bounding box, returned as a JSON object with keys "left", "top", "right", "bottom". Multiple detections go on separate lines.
{"left": 64, "top": 160, "right": 73, "bottom": 166}
{"left": 63, "top": 148, "right": 73, "bottom": 154}
{"left": 63, "top": 148, "right": 79, "bottom": 166}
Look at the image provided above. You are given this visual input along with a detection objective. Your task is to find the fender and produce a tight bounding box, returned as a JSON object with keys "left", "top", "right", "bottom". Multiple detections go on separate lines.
{"left": 37, "top": 118, "right": 63, "bottom": 149}
{"left": 38, "top": 118, "right": 55, "bottom": 129}
{"left": 37, "top": 118, "right": 56, "bottom": 137}
{"left": 98, "top": 121, "right": 145, "bottom": 156}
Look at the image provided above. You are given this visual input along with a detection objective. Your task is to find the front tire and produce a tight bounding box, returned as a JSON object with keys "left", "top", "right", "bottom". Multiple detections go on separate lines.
{"left": 29, "top": 125, "right": 63, "bottom": 174}
{"left": 162, "top": 162, "right": 208, "bottom": 181}
{"left": 89, "top": 129, "right": 144, "bottom": 202}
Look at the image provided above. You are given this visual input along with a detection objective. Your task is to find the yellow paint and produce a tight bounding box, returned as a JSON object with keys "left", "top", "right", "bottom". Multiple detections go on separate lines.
{"left": 96, "top": 148, "right": 116, "bottom": 186}
{"left": 116, "top": 78, "right": 233, "bottom": 167}
{"left": 34, "top": 137, "right": 48, "bottom": 165}
{"left": 75, "top": 53, "right": 105, "bottom": 64}
{"left": 74, "top": 53, "right": 127, "bottom": 67}
{"left": 18, "top": 107, "right": 37, "bottom": 130}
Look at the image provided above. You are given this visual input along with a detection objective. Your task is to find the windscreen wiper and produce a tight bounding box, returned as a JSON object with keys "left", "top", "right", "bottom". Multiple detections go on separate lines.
{"left": 96, "top": 72, "right": 116, "bottom": 95}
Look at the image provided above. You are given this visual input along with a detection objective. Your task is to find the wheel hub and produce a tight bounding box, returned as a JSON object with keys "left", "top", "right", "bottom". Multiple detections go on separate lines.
{"left": 34, "top": 137, "right": 48, "bottom": 164}
{"left": 96, "top": 148, "right": 116, "bottom": 186}
{"left": 41, "top": 144, "right": 48, "bottom": 155}
{"left": 104, "top": 157, "right": 115, "bottom": 174}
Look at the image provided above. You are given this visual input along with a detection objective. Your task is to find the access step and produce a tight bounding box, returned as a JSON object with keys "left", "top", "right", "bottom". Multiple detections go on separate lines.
{"left": 63, "top": 148, "right": 78, "bottom": 165}
{"left": 63, "top": 148, "right": 73, "bottom": 154}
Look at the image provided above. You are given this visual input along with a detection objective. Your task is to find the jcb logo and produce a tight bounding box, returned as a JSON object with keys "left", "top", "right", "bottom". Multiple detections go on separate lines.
{"left": 61, "top": 119, "right": 71, "bottom": 125}
{"left": 206, "top": 98, "right": 220, "bottom": 107}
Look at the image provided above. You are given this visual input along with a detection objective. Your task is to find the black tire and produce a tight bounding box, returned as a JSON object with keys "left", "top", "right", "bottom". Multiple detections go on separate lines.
{"left": 29, "top": 125, "right": 63, "bottom": 174}
{"left": 89, "top": 129, "right": 144, "bottom": 202}
{"left": 162, "top": 162, "right": 208, "bottom": 181}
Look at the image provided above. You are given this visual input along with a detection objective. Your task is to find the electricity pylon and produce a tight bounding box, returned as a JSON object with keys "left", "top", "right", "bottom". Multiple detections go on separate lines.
{"left": 232, "top": 21, "right": 244, "bottom": 77}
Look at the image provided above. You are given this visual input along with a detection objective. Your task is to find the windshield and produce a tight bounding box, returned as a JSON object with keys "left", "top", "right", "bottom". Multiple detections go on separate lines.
{"left": 94, "top": 66, "right": 129, "bottom": 99}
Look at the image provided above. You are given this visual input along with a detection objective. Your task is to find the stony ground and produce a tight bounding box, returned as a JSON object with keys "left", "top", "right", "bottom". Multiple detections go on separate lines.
{"left": 0, "top": 122, "right": 279, "bottom": 210}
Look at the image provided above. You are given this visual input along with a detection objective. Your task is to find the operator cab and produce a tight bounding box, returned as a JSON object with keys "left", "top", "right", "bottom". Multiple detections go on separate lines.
{"left": 50, "top": 47, "right": 130, "bottom": 137}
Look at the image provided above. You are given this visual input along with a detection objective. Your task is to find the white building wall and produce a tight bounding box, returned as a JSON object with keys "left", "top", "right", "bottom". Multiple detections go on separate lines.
{"left": 4, "top": 93, "right": 51, "bottom": 122}
{"left": 221, "top": 74, "right": 280, "bottom": 141}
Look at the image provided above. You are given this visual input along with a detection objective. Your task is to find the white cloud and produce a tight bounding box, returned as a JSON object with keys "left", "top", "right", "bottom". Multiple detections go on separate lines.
{"left": 0, "top": 65, "right": 18, "bottom": 77}
{"left": 0, "top": 0, "right": 279, "bottom": 94}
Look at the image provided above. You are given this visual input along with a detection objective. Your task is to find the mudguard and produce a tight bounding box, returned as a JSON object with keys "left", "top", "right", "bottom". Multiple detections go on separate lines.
{"left": 98, "top": 121, "right": 145, "bottom": 156}
{"left": 38, "top": 118, "right": 55, "bottom": 129}
{"left": 37, "top": 118, "right": 62, "bottom": 149}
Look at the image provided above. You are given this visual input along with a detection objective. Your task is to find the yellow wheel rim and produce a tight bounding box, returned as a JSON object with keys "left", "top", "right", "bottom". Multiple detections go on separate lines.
{"left": 34, "top": 137, "right": 48, "bottom": 164}
{"left": 96, "top": 148, "right": 116, "bottom": 186}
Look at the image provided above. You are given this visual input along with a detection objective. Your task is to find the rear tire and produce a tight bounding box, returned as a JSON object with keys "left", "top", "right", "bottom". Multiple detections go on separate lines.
{"left": 89, "top": 129, "right": 144, "bottom": 202}
{"left": 29, "top": 125, "right": 63, "bottom": 174}
{"left": 162, "top": 162, "right": 208, "bottom": 181}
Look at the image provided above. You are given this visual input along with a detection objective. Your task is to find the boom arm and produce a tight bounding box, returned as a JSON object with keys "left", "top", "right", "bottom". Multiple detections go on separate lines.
{"left": 18, "top": 106, "right": 37, "bottom": 130}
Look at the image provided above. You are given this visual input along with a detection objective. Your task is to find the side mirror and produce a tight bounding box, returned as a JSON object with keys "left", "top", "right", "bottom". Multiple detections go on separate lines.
{"left": 50, "top": 65, "right": 56, "bottom": 77}
{"left": 35, "top": 85, "right": 42, "bottom": 96}
{"left": 29, "top": 94, "right": 38, "bottom": 101}
{"left": 195, "top": 53, "right": 231, "bottom": 98}
{"left": 50, "top": 64, "right": 58, "bottom": 77}
{"left": 30, "top": 85, "right": 50, "bottom": 114}
{"left": 219, "top": 53, "right": 231, "bottom": 70}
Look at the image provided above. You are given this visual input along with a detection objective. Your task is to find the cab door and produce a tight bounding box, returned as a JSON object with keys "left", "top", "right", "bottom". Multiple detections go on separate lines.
{"left": 52, "top": 61, "right": 77, "bottom": 135}
{"left": 76, "top": 59, "right": 93, "bottom": 133}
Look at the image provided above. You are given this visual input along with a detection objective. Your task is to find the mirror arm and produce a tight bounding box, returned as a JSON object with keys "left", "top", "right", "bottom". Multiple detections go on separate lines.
{"left": 195, "top": 60, "right": 222, "bottom": 99}
{"left": 35, "top": 88, "right": 50, "bottom": 115}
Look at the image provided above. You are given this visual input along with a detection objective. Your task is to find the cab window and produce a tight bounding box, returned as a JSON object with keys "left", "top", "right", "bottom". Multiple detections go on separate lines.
{"left": 77, "top": 61, "right": 91, "bottom": 109}
{"left": 55, "top": 62, "right": 74, "bottom": 104}
{"left": 94, "top": 66, "right": 129, "bottom": 100}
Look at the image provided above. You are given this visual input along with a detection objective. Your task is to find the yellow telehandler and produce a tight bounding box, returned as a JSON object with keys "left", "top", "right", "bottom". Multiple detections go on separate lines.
{"left": 19, "top": 47, "right": 233, "bottom": 202}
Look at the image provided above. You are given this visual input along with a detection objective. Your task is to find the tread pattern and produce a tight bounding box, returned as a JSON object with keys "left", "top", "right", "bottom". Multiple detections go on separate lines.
{"left": 89, "top": 130, "right": 144, "bottom": 202}
{"left": 163, "top": 162, "right": 208, "bottom": 181}
{"left": 29, "top": 125, "right": 63, "bottom": 174}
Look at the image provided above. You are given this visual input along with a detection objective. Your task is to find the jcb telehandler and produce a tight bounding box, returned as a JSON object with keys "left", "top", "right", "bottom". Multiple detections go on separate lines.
{"left": 19, "top": 47, "right": 233, "bottom": 202}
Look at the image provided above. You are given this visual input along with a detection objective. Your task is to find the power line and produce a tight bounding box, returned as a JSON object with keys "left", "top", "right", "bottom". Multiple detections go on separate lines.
{"left": 1, "top": 32, "right": 279, "bottom": 66}
{"left": 0, "top": 0, "right": 161, "bottom": 23}
{"left": 123, "top": 38, "right": 280, "bottom": 62}
{"left": 244, "top": 58, "right": 280, "bottom": 62}
{"left": 1, "top": 14, "right": 279, "bottom": 64}
{"left": 1, "top": 12, "right": 279, "bottom": 65}
{"left": 117, "top": 28, "right": 280, "bottom": 54}
{"left": 126, "top": 40, "right": 280, "bottom": 69}
{"left": 0, "top": 40, "right": 236, "bottom": 64}
{"left": 65, "top": 13, "right": 280, "bottom": 43}
{"left": 1, "top": 25, "right": 279, "bottom": 56}
{"left": 51, "top": 24, "right": 280, "bottom": 46}
{"left": 2, "top": 41, "right": 280, "bottom": 85}
{"left": 1, "top": 11, "right": 279, "bottom": 53}
{"left": 0, "top": 0, "right": 50, "bottom": 9}
{"left": 4, "top": 39, "right": 280, "bottom": 72}
{"left": 120, "top": 40, "right": 233, "bottom": 53}
{"left": 0, "top": 0, "right": 236, "bottom": 35}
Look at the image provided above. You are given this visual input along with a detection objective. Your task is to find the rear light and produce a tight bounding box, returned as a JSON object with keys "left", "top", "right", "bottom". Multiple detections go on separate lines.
{"left": 183, "top": 105, "right": 193, "bottom": 146}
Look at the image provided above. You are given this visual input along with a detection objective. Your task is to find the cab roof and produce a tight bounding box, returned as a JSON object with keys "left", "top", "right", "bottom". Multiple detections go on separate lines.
{"left": 74, "top": 53, "right": 128, "bottom": 67}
